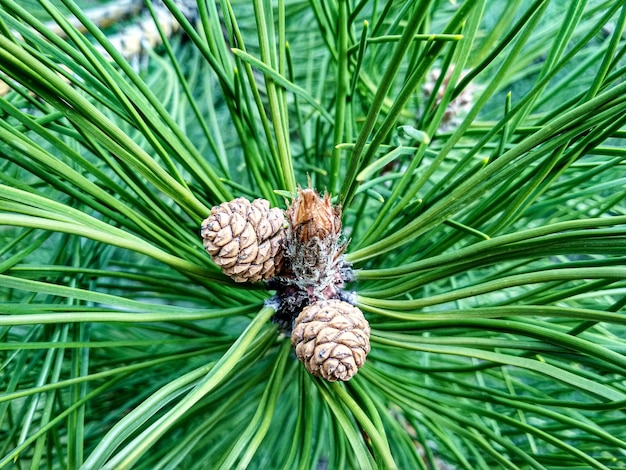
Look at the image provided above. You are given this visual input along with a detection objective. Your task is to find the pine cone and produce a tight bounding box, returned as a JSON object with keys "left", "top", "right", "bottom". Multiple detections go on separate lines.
{"left": 291, "top": 299, "right": 370, "bottom": 381}
{"left": 201, "top": 197, "right": 286, "bottom": 282}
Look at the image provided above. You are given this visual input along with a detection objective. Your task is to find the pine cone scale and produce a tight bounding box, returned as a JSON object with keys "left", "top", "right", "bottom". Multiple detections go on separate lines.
{"left": 238, "top": 224, "right": 257, "bottom": 249}
{"left": 238, "top": 243, "right": 258, "bottom": 264}
{"left": 255, "top": 219, "right": 272, "bottom": 239}
{"left": 215, "top": 255, "right": 237, "bottom": 268}
{"left": 316, "top": 326, "right": 340, "bottom": 344}
{"left": 219, "top": 239, "right": 239, "bottom": 258}
{"left": 213, "top": 226, "right": 233, "bottom": 246}
{"left": 214, "top": 211, "right": 230, "bottom": 229}
{"left": 230, "top": 212, "right": 246, "bottom": 236}
{"left": 254, "top": 241, "right": 271, "bottom": 262}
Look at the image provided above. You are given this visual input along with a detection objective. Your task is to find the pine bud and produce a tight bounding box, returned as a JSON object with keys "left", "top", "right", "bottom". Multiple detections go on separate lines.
{"left": 201, "top": 198, "right": 286, "bottom": 282}
{"left": 291, "top": 299, "right": 370, "bottom": 381}
{"left": 282, "top": 187, "right": 347, "bottom": 301}
{"left": 287, "top": 187, "right": 341, "bottom": 243}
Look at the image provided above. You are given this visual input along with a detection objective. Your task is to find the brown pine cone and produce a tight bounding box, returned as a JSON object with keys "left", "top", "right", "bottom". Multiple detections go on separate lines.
{"left": 291, "top": 299, "right": 370, "bottom": 381}
{"left": 201, "top": 197, "right": 286, "bottom": 282}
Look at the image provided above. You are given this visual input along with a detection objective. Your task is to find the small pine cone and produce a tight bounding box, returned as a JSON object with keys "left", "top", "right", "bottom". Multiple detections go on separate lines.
{"left": 291, "top": 299, "right": 370, "bottom": 382}
{"left": 201, "top": 197, "right": 286, "bottom": 282}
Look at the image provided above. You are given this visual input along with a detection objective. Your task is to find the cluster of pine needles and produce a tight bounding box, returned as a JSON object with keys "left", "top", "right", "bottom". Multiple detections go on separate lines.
{"left": 1, "top": 0, "right": 626, "bottom": 468}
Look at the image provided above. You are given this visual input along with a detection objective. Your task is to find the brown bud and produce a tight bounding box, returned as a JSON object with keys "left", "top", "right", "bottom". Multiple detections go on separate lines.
{"left": 291, "top": 299, "right": 370, "bottom": 381}
{"left": 279, "top": 186, "right": 349, "bottom": 302}
{"left": 286, "top": 187, "right": 341, "bottom": 243}
{"left": 201, "top": 198, "right": 286, "bottom": 282}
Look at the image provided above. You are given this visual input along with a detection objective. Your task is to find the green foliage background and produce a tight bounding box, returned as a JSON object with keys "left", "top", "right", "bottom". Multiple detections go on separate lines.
{"left": 1, "top": 0, "right": 626, "bottom": 468}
